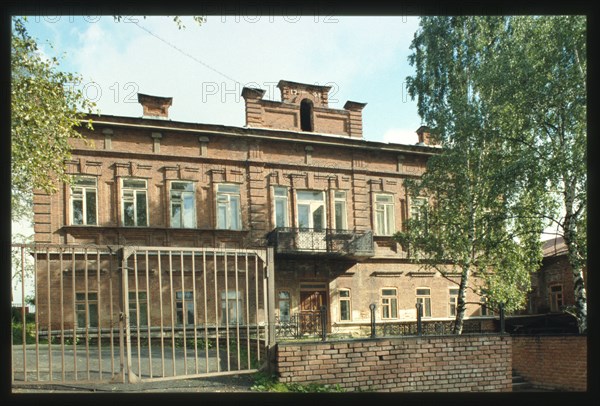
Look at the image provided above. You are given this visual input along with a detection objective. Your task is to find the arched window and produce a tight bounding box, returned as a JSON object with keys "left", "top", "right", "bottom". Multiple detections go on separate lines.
{"left": 300, "top": 99, "right": 314, "bottom": 132}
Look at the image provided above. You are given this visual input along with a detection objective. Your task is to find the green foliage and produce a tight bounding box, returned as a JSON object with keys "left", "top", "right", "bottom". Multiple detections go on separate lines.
{"left": 401, "top": 17, "right": 563, "bottom": 331}
{"left": 404, "top": 16, "right": 587, "bottom": 332}
{"left": 11, "top": 17, "right": 96, "bottom": 222}
{"left": 251, "top": 372, "right": 345, "bottom": 393}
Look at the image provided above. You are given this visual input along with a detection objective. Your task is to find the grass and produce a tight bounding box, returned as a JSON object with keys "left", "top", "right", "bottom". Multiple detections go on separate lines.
{"left": 250, "top": 372, "right": 345, "bottom": 393}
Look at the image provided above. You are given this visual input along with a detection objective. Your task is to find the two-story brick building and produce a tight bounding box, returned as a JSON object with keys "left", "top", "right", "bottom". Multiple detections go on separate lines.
{"left": 33, "top": 79, "right": 489, "bottom": 337}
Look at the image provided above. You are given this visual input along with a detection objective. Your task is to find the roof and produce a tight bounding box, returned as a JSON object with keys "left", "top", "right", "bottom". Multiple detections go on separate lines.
{"left": 542, "top": 237, "right": 568, "bottom": 257}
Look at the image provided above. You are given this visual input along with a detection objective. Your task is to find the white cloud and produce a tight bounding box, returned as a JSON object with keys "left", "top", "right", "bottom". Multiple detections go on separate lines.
{"left": 382, "top": 128, "right": 418, "bottom": 145}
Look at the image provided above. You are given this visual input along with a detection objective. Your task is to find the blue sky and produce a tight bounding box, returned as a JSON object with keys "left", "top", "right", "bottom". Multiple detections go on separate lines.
{"left": 22, "top": 15, "right": 423, "bottom": 144}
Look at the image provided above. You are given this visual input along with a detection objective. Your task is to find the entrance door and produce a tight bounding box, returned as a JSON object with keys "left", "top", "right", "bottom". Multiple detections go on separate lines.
{"left": 299, "top": 288, "right": 328, "bottom": 334}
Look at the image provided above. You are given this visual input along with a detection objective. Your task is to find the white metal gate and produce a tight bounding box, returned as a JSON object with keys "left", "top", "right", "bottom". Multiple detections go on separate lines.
{"left": 11, "top": 244, "right": 275, "bottom": 385}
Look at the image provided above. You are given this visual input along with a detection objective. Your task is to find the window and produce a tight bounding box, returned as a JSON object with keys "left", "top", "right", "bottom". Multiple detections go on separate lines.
{"left": 278, "top": 290, "right": 291, "bottom": 322}
{"left": 170, "top": 181, "right": 196, "bottom": 228}
{"left": 334, "top": 191, "right": 347, "bottom": 231}
{"left": 480, "top": 296, "right": 495, "bottom": 316}
{"left": 122, "top": 179, "right": 148, "bottom": 226}
{"left": 549, "top": 285, "right": 563, "bottom": 312}
{"left": 216, "top": 184, "right": 241, "bottom": 230}
{"left": 410, "top": 197, "right": 428, "bottom": 222}
{"left": 176, "top": 291, "right": 194, "bottom": 326}
{"left": 374, "top": 194, "right": 395, "bottom": 235}
{"left": 71, "top": 177, "right": 97, "bottom": 225}
{"left": 416, "top": 288, "right": 432, "bottom": 318}
{"left": 381, "top": 288, "right": 398, "bottom": 319}
{"left": 75, "top": 292, "right": 98, "bottom": 328}
{"left": 449, "top": 288, "right": 459, "bottom": 317}
{"left": 296, "top": 190, "right": 326, "bottom": 231}
{"left": 221, "top": 291, "right": 244, "bottom": 325}
{"left": 128, "top": 291, "right": 148, "bottom": 327}
{"left": 273, "top": 187, "right": 289, "bottom": 228}
{"left": 339, "top": 289, "right": 351, "bottom": 321}
{"left": 300, "top": 99, "right": 314, "bottom": 132}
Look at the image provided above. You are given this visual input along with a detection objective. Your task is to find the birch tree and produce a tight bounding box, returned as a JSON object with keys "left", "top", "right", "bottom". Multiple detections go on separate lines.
{"left": 479, "top": 16, "right": 587, "bottom": 332}
{"left": 396, "top": 17, "right": 547, "bottom": 334}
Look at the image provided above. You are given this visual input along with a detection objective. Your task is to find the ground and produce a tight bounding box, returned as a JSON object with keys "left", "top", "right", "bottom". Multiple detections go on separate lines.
{"left": 11, "top": 373, "right": 256, "bottom": 393}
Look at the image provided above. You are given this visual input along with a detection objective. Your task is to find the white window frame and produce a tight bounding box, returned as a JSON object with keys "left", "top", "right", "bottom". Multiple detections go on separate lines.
{"left": 374, "top": 193, "right": 395, "bottom": 236}
{"left": 410, "top": 197, "right": 428, "bottom": 222}
{"left": 70, "top": 176, "right": 98, "bottom": 225}
{"left": 221, "top": 290, "right": 244, "bottom": 325}
{"left": 128, "top": 291, "right": 148, "bottom": 327}
{"left": 176, "top": 291, "right": 195, "bottom": 326}
{"left": 75, "top": 291, "right": 99, "bottom": 328}
{"left": 416, "top": 288, "right": 432, "bottom": 318}
{"left": 381, "top": 288, "right": 398, "bottom": 320}
{"left": 273, "top": 186, "right": 289, "bottom": 228}
{"left": 216, "top": 184, "right": 242, "bottom": 230}
{"left": 121, "top": 178, "right": 148, "bottom": 227}
{"left": 296, "top": 190, "right": 326, "bottom": 231}
{"left": 334, "top": 190, "right": 347, "bottom": 231}
{"left": 339, "top": 288, "right": 351, "bottom": 321}
{"left": 449, "top": 288, "right": 459, "bottom": 317}
{"left": 170, "top": 181, "right": 196, "bottom": 228}
{"left": 480, "top": 295, "right": 495, "bottom": 316}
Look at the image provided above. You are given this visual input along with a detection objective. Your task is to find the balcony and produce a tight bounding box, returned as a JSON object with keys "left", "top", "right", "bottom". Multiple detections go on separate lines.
{"left": 266, "top": 227, "right": 375, "bottom": 259}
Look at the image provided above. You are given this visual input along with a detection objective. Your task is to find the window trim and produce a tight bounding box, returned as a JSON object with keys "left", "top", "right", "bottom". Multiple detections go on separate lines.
{"left": 128, "top": 291, "right": 148, "bottom": 327}
{"left": 549, "top": 284, "right": 564, "bottom": 312}
{"left": 170, "top": 180, "right": 197, "bottom": 228}
{"left": 121, "top": 178, "right": 149, "bottom": 227}
{"left": 278, "top": 290, "right": 291, "bottom": 323}
{"left": 374, "top": 193, "right": 395, "bottom": 236}
{"left": 449, "top": 288, "right": 460, "bottom": 317}
{"left": 295, "top": 190, "right": 326, "bottom": 230}
{"left": 334, "top": 190, "right": 348, "bottom": 231}
{"left": 70, "top": 176, "right": 98, "bottom": 226}
{"left": 273, "top": 186, "right": 290, "bottom": 228}
{"left": 75, "top": 291, "right": 99, "bottom": 328}
{"left": 339, "top": 288, "right": 351, "bottom": 322}
{"left": 215, "top": 183, "right": 242, "bottom": 230}
{"left": 381, "top": 287, "right": 398, "bottom": 320}
{"left": 416, "top": 287, "right": 432, "bottom": 318}
{"left": 175, "top": 290, "right": 195, "bottom": 326}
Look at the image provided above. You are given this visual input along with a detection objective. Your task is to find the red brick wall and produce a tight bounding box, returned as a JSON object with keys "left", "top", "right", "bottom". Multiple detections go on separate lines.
{"left": 512, "top": 335, "right": 587, "bottom": 391}
{"left": 276, "top": 335, "right": 512, "bottom": 392}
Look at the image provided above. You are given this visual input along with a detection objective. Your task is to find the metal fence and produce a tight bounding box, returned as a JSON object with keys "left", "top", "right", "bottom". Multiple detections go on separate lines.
{"left": 11, "top": 244, "right": 273, "bottom": 385}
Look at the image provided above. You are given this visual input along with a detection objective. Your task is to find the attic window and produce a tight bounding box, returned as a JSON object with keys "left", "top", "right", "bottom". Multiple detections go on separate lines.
{"left": 300, "top": 99, "right": 314, "bottom": 132}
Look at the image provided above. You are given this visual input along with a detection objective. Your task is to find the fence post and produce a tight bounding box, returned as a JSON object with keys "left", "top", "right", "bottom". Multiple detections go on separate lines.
{"left": 369, "top": 303, "right": 376, "bottom": 338}
{"left": 119, "top": 247, "right": 139, "bottom": 383}
{"left": 499, "top": 302, "right": 505, "bottom": 335}
{"left": 416, "top": 302, "right": 423, "bottom": 336}
{"left": 320, "top": 306, "right": 327, "bottom": 342}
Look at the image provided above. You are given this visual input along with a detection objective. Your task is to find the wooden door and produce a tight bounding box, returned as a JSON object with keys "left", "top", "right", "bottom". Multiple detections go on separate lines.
{"left": 299, "top": 290, "right": 327, "bottom": 334}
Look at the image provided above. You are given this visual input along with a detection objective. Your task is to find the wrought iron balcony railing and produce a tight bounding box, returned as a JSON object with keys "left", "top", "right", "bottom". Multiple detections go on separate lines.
{"left": 266, "top": 227, "right": 375, "bottom": 258}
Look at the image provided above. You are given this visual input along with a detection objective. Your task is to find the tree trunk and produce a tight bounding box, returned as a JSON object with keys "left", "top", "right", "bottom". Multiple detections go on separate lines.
{"left": 453, "top": 264, "right": 469, "bottom": 334}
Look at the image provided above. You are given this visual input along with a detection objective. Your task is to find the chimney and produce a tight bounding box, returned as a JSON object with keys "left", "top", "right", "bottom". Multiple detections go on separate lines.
{"left": 416, "top": 126, "right": 438, "bottom": 146}
{"left": 138, "top": 93, "right": 173, "bottom": 119}
{"left": 344, "top": 101, "right": 367, "bottom": 139}
{"left": 241, "top": 87, "right": 266, "bottom": 127}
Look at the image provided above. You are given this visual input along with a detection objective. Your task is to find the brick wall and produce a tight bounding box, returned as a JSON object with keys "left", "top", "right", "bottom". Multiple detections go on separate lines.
{"left": 276, "top": 335, "right": 512, "bottom": 392}
{"left": 512, "top": 335, "right": 587, "bottom": 391}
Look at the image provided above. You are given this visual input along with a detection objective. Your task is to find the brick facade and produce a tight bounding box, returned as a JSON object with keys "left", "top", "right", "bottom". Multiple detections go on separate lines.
{"left": 33, "top": 80, "right": 490, "bottom": 333}
{"left": 276, "top": 335, "right": 513, "bottom": 392}
{"left": 512, "top": 335, "right": 587, "bottom": 391}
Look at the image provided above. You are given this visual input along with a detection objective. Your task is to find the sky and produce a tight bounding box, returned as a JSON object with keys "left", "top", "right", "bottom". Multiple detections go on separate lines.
{"left": 22, "top": 15, "right": 423, "bottom": 145}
